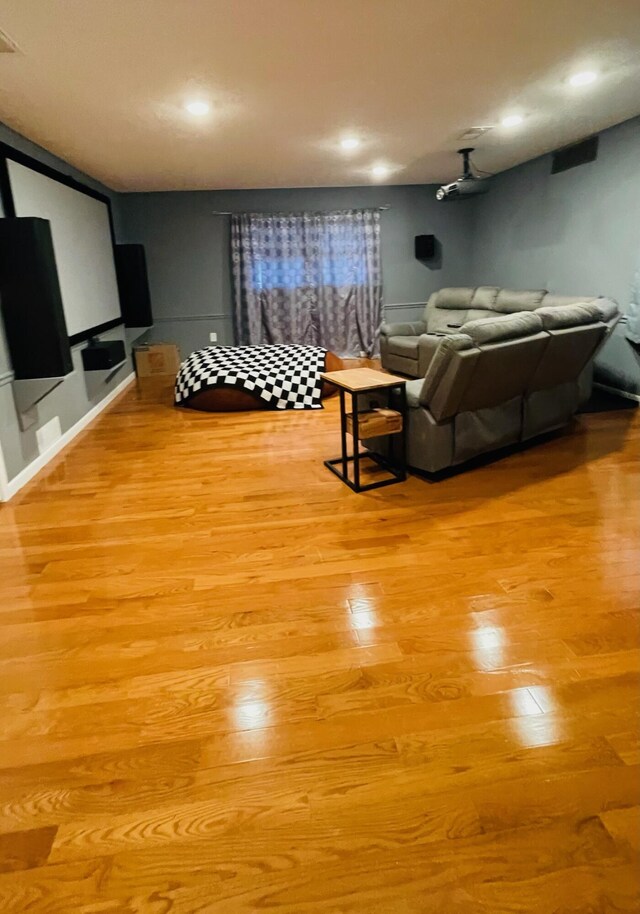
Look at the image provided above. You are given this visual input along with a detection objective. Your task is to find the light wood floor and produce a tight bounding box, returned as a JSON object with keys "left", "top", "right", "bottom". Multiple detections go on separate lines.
{"left": 0, "top": 375, "right": 639, "bottom": 913}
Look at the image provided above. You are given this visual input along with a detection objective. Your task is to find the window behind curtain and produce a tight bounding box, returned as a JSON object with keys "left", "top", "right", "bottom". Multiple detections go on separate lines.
{"left": 231, "top": 209, "right": 382, "bottom": 357}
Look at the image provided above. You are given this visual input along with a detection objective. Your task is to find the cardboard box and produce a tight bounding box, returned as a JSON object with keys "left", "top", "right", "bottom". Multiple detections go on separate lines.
{"left": 133, "top": 343, "right": 181, "bottom": 378}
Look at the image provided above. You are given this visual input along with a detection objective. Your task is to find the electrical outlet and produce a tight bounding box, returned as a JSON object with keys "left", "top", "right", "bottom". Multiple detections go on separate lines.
{"left": 209, "top": 332, "right": 218, "bottom": 343}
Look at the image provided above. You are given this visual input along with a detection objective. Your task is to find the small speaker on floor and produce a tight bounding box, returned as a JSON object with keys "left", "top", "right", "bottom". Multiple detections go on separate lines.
{"left": 415, "top": 234, "right": 436, "bottom": 260}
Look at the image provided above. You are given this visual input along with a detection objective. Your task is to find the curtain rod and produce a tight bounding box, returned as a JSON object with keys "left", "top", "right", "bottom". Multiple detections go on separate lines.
{"left": 211, "top": 205, "right": 391, "bottom": 215}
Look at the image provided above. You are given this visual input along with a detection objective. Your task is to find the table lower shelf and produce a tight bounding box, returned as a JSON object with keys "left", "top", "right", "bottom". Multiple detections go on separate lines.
{"left": 324, "top": 450, "right": 406, "bottom": 492}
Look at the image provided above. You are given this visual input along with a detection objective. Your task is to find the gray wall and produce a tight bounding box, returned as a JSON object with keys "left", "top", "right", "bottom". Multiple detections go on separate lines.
{"left": 0, "top": 124, "right": 135, "bottom": 485}
{"left": 470, "top": 115, "right": 640, "bottom": 394}
{"left": 118, "top": 184, "right": 476, "bottom": 355}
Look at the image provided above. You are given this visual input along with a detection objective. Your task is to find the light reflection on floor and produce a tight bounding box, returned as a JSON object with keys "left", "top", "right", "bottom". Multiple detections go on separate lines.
{"left": 470, "top": 621, "right": 563, "bottom": 748}
{"left": 232, "top": 679, "right": 272, "bottom": 730}
{"left": 349, "top": 609, "right": 379, "bottom": 630}
{"left": 469, "top": 621, "right": 507, "bottom": 670}
{"left": 510, "top": 708, "right": 563, "bottom": 748}
{"left": 232, "top": 698, "right": 271, "bottom": 730}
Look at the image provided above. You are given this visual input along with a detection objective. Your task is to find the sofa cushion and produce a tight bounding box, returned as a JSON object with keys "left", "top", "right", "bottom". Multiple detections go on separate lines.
{"left": 463, "top": 311, "right": 542, "bottom": 344}
{"left": 435, "top": 287, "right": 475, "bottom": 310}
{"left": 465, "top": 308, "right": 495, "bottom": 323}
{"left": 470, "top": 286, "right": 500, "bottom": 309}
{"left": 594, "top": 298, "right": 619, "bottom": 322}
{"left": 387, "top": 336, "right": 419, "bottom": 358}
{"left": 428, "top": 309, "right": 469, "bottom": 333}
{"left": 494, "top": 289, "right": 547, "bottom": 313}
{"left": 535, "top": 303, "right": 601, "bottom": 330}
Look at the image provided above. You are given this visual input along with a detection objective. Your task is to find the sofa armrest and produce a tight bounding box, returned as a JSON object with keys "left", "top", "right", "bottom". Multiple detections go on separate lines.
{"left": 380, "top": 320, "right": 427, "bottom": 338}
{"left": 418, "top": 333, "right": 475, "bottom": 412}
{"left": 417, "top": 332, "right": 452, "bottom": 376}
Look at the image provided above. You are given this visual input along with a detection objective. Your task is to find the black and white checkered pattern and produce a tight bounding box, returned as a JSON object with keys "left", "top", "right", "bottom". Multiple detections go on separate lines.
{"left": 175, "top": 344, "right": 327, "bottom": 410}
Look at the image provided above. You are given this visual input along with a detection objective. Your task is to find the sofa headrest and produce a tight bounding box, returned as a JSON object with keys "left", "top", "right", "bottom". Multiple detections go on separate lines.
{"left": 494, "top": 289, "right": 547, "bottom": 313}
{"left": 463, "top": 311, "right": 543, "bottom": 344}
{"left": 535, "top": 303, "right": 601, "bottom": 330}
{"left": 540, "top": 293, "right": 596, "bottom": 308}
{"left": 594, "top": 298, "right": 619, "bottom": 322}
{"left": 435, "top": 287, "right": 475, "bottom": 310}
{"left": 470, "top": 286, "right": 500, "bottom": 309}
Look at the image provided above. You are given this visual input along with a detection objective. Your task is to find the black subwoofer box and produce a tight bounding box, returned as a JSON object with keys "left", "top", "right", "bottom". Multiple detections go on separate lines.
{"left": 81, "top": 339, "right": 126, "bottom": 371}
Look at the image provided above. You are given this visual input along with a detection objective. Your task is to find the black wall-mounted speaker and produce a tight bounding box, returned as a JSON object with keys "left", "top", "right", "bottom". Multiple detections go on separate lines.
{"left": 415, "top": 234, "right": 436, "bottom": 260}
{"left": 551, "top": 135, "right": 599, "bottom": 174}
{"left": 0, "top": 217, "right": 73, "bottom": 380}
{"left": 81, "top": 339, "right": 126, "bottom": 372}
{"left": 114, "top": 244, "right": 153, "bottom": 328}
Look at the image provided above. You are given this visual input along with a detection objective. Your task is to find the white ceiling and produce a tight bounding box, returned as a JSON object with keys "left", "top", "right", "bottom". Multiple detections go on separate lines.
{"left": 0, "top": 0, "right": 639, "bottom": 192}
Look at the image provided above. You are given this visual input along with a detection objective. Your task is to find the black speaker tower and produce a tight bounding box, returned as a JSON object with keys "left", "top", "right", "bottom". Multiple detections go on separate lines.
{"left": 0, "top": 217, "right": 73, "bottom": 380}
{"left": 114, "top": 244, "right": 153, "bottom": 328}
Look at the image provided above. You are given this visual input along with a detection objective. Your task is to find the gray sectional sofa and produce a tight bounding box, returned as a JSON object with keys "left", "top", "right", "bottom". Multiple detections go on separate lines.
{"left": 372, "top": 287, "right": 620, "bottom": 473}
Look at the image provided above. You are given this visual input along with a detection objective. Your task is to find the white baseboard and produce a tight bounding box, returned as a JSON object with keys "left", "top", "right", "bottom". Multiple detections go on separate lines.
{"left": 0, "top": 373, "right": 135, "bottom": 502}
{"left": 0, "top": 444, "right": 8, "bottom": 504}
{"left": 594, "top": 381, "right": 640, "bottom": 403}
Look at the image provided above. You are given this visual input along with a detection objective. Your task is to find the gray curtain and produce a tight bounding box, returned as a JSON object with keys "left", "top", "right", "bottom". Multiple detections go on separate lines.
{"left": 627, "top": 267, "right": 640, "bottom": 344}
{"left": 231, "top": 209, "right": 382, "bottom": 357}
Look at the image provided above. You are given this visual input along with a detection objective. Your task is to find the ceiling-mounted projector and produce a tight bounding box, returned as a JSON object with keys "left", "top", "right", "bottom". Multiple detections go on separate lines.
{"left": 436, "top": 147, "right": 490, "bottom": 201}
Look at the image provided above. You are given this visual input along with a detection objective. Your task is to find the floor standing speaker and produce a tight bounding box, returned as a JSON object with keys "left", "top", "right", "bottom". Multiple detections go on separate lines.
{"left": 114, "top": 244, "right": 153, "bottom": 328}
{"left": 0, "top": 217, "right": 73, "bottom": 380}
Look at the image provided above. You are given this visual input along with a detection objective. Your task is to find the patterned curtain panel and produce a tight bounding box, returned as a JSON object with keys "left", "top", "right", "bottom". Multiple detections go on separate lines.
{"left": 231, "top": 209, "right": 383, "bottom": 357}
{"left": 628, "top": 267, "right": 640, "bottom": 344}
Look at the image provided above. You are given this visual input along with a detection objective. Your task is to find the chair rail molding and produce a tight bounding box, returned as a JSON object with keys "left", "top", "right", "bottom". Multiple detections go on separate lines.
{"left": 0, "top": 369, "right": 14, "bottom": 389}
{"left": 154, "top": 313, "right": 229, "bottom": 323}
{"left": 383, "top": 302, "right": 425, "bottom": 311}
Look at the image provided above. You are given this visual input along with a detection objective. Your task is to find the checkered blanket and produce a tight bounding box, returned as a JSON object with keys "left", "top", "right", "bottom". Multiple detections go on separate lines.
{"left": 175, "top": 344, "right": 327, "bottom": 410}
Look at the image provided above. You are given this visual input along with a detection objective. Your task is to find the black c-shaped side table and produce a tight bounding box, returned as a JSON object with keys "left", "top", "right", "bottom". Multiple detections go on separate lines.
{"left": 320, "top": 367, "right": 407, "bottom": 493}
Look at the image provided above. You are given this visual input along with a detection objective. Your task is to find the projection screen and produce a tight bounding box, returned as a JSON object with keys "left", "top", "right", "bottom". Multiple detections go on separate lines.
{"left": 4, "top": 156, "right": 122, "bottom": 343}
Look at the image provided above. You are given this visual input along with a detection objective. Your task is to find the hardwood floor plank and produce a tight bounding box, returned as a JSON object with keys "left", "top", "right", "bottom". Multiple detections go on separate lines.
{"left": 471, "top": 764, "right": 640, "bottom": 833}
{"left": 600, "top": 807, "right": 640, "bottom": 853}
{"left": 0, "top": 826, "right": 57, "bottom": 874}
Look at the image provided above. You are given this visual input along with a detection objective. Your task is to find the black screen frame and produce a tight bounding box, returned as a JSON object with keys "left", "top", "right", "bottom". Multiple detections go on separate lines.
{"left": 0, "top": 142, "right": 124, "bottom": 346}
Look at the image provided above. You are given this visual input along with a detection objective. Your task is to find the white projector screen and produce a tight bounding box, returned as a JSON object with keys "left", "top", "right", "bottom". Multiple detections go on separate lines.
{"left": 6, "top": 158, "right": 122, "bottom": 341}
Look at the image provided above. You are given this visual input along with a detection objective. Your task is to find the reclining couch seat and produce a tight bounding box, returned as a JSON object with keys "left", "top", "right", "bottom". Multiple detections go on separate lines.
{"left": 373, "top": 287, "right": 619, "bottom": 473}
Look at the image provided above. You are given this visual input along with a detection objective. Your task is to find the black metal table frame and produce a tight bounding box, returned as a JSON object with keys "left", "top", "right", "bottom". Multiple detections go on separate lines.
{"left": 324, "top": 382, "right": 407, "bottom": 492}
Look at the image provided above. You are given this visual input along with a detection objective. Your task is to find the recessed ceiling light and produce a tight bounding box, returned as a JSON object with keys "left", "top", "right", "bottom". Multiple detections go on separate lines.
{"left": 371, "top": 165, "right": 389, "bottom": 179}
{"left": 340, "top": 137, "right": 360, "bottom": 151}
{"left": 501, "top": 114, "right": 524, "bottom": 128}
{"left": 569, "top": 70, "right": 598, "bottom": 87}
{"left": 185, "top": 100, "right": 209, "bottom": 116}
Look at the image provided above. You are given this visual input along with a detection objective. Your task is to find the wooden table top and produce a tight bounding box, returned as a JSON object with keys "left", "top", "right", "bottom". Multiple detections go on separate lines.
{"left": 319, "top": 367, "right": 407, "bottom": 391}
